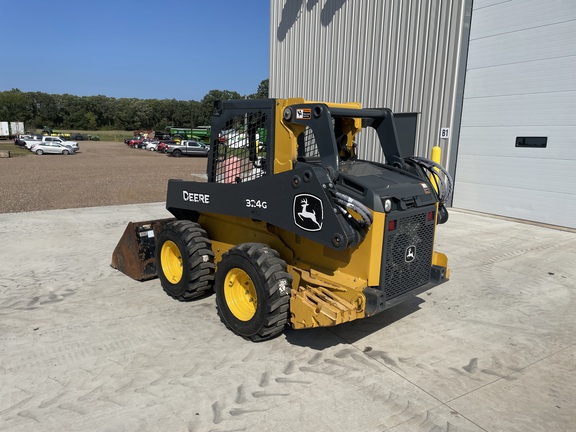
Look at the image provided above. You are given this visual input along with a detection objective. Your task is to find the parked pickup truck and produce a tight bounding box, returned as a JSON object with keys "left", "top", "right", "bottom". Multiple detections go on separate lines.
{"left": 23, "top": 136, "right": 79, "bottom": 151}
{"left": 165, "top": 140, "right": 209, "bottom": 157}
{"left": 14, "top": 134, "right": 40, "bottom": 146}
{"left": 23, "top": 137, "right": 42, "bottom": 149}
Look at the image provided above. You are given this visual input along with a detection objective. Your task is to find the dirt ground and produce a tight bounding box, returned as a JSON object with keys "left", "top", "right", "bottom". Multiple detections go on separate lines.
{"left": 0, "top": 141, "right": 208, "bottom": 214}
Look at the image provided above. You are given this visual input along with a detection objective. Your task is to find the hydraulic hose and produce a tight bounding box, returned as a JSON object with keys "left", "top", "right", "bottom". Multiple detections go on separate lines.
{"left": 407, "top": 156, "right": 453, "bottom": 205}
{"left": 332, "top": 191, "right": 373, "bottom": 228}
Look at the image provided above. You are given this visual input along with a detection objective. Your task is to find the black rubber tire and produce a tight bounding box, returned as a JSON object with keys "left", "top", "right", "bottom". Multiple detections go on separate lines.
{"left": 155, "top": 220, "right": 215, "bottom": 301}
{"left": 36, "top": 149, "right": 43, "bottom": 155}
{"left": 173, "top": 149, "right": 182, "bottom": 157}
{"left": 63, "top": 150, "right": 69, "bottom": 155}
{"left": 215, "top": 243, "right": 292, "bottom": 342}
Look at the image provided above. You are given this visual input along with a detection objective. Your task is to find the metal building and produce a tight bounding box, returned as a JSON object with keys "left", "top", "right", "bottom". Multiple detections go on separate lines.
{"left": 270, "top": 0, "right": 473, "bottom": 184}
{"left": 269, "top": 0, "right": 576, "bottom": 229}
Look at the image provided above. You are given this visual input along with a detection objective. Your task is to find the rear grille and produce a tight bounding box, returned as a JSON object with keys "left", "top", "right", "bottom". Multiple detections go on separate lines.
{"left": 383, "top": 208, "right": 435, "bottom": 300}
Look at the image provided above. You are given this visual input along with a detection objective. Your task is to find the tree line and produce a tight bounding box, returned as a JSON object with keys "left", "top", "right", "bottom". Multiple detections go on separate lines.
{"left": 0, "top": 79, "right": 269, "bottom": 131}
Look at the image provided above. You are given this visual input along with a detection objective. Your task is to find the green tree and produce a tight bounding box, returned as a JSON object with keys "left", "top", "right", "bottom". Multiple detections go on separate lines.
{"left": 0, "top": 86, "right": 267, "bottom": 132}
{"left": 248, "top": 79, "right": 269, "bottom": 99}
{"left": 112, "top": 98, "right": 138, "bottom": 130}
{"left": 189, "top": 100, "right": 202, "bottom": 128}
{"left": 198, "top": 89, "right": 242, "bottom": 125}
{"left": 0, "top": 89, "right": 30, "bottom": 122}
{"left": 84, "top": 112, "right": 98, "bottom": 130}
{"left": 59, "top": 94, "right": 88, "bottom": 129}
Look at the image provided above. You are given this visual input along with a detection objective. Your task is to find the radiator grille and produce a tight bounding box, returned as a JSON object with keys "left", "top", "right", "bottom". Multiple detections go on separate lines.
{"left": 383, "top": 210, "right": 435, "bottom": 300}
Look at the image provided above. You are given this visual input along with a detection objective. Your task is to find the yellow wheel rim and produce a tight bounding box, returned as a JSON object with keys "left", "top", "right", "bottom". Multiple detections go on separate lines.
{"left": 161, "top": 240, "right": 183, "bottom": 284}
{"left": 224, "top": 268, "right": 257, "bottom": 321}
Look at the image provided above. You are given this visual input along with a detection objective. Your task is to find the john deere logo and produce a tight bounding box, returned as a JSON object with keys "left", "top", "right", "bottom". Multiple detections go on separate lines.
{"left": 293, "top": 194, "right": 323, "bottom": 232}
{"left": 405, "top": 245, "right": 416, "bottom": 263}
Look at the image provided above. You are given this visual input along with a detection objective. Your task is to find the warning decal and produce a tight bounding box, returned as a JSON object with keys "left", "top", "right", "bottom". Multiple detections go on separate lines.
{"left": 296, "top": 108, "right": 312, "bottom": 120}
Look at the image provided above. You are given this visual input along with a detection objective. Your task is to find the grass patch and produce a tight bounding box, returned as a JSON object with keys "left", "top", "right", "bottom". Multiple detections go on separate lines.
{"left": 0, "top": 141, "right": 30, "bottom": 157}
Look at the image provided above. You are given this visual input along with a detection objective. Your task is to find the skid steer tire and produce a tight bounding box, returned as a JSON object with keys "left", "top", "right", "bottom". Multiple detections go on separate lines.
{"left": 215, "top": 243, "right": 292, "bottom": 342}
{"left": 155, "top": 220, "right": 215, "bottom": 301}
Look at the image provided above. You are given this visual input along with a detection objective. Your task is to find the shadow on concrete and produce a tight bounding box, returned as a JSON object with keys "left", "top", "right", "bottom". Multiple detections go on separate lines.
{"left": 284, "top": 296, "right": 425, "bottom": 349}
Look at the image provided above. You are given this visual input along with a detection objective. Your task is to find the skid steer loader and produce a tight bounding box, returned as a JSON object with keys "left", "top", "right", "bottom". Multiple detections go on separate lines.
{"left": 112, "top": 98, "right": 451, "bottom": 341}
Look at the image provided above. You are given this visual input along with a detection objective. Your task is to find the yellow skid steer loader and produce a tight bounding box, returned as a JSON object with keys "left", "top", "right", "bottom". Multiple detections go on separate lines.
{"left": 112, "top": 98, "right": 451, "bottom": 341}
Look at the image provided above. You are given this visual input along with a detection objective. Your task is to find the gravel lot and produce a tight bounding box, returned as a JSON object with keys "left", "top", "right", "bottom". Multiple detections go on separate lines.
{"left": 0, "top": 141, "right": 208, "bottom": 213}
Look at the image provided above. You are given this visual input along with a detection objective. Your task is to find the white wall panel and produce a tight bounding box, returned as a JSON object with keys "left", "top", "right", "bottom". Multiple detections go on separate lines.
{"left": 467, "top": 20, "right": 576, "bottom": 70}
{"left": 458, "top": 126, "right": 576, "bottom": 159}
{"left": 464, "top": 57, "right": 576, "bottom": 98}
{"left": 454, "top": 182, "right": 575, "bottom": 227}
{"left": 460, "top": 92, "right": 575, "bottom": 127}
{"left": 473, "top": 0, "right": 511, "bottom": 9}
{"left": 456, "top": 155, "right": 576, "bottom": 194}
{"left": 455, "top": 0, "right": 576, "bottom": 228}
{"left": 469, "top": 0, "right": 576, "bottom": 39}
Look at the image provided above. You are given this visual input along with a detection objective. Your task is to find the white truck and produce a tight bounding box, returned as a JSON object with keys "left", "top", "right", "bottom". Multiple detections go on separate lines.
{"left": 23, "top": 135, "right": 79, "bottom": 151}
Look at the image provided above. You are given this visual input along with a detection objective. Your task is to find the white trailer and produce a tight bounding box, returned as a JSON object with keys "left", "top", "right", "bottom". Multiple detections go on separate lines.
{"left": 0, "top": 121, "right": 9, "bottom": 139}
{"left": 10, "top": 121, "right": 24, "bottom": 136}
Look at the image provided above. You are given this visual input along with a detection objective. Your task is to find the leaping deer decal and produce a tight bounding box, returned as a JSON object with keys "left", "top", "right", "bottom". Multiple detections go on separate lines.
{"left": 297, "top": 198, "right": 321, "bottom": 229}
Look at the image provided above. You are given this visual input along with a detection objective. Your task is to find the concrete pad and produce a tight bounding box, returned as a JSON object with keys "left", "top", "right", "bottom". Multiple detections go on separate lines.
{"left": 1, "top": 205, "right": 575, "bottom": 431}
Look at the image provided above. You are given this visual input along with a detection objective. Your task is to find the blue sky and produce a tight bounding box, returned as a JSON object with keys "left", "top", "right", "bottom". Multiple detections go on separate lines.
{"left": 1, "top": 0, "right": 270, "bottom": 100}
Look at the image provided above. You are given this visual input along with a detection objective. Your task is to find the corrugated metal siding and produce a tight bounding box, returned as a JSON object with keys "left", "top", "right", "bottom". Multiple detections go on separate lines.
{"left": 270, "top": 0, "right": 472, "bottom": 172}
{"left": 454, "top": 0, "right": 576, "bottom": 228}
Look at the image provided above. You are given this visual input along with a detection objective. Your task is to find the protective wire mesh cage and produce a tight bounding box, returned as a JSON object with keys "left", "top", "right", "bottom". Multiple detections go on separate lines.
{"left": 296, "top": 117, "right": 339, "bottom": 164}
{"left": 297, "top": 127, "right": 320, "bottom": 161}
{"left": 211, "top": 112, "right": 269, "bottom": 184}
